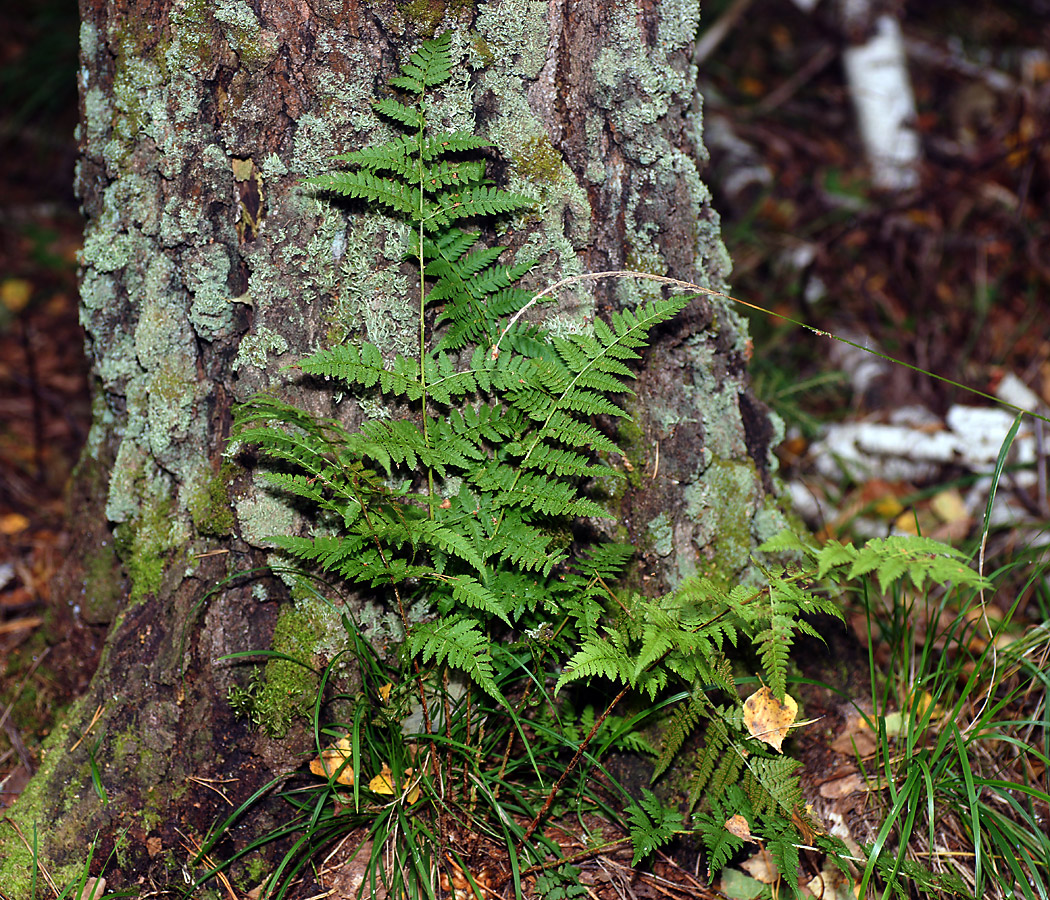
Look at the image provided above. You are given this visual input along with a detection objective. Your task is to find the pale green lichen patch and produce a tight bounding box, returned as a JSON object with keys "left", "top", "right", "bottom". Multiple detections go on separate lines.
{"left": 684, "top": 458, "right": 762, "bottom": 586}
{"left": 234, "top": 476, "right": 297, "bottom": 548}
{"left": 116, "top": 484, "right": 188, "bottom": 602}
{"left": 187, "top": 462, "right": 237, "bottom": 537}
{"left": 185, "top": 243, "right": 235, "bottom": 340}
{"left": 233, "top": 326, "right": 289, "bottom": 372}
{"left": 648, "top": 512, "right": 674, "bottom": 558}
{"left": 213, "top": 0, "right": 276, "bottom": 70}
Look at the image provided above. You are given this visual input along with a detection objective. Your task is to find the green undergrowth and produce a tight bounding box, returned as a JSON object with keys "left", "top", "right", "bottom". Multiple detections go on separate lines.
{"left": 190, "top": 32, "right": 1000, "bottom": 900}
{"left": 843, "top": 418, "right": 1050, "bottom": 900}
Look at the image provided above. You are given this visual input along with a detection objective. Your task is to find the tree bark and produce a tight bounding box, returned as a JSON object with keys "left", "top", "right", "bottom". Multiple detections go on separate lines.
{"left": 0, "top": 0, "right": 785, "bottom": 892}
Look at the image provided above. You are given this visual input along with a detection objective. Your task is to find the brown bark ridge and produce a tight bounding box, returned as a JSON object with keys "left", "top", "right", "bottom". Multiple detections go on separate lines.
{"left": 0, "top": 0, "right": 786, "bottom": 892}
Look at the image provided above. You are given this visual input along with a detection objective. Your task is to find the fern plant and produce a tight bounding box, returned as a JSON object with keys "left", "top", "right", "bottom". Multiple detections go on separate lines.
{"left": 227, "top": 31, "right": 995, "bottom": 899}
{"left": 233, "top": 31, "right": 687, "bottom": 890}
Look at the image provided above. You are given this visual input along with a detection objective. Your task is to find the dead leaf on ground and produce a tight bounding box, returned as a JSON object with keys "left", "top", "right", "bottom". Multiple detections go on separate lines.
{"left": 743, "top": 686, "right": 798, "bottom": 752}
{"left": 725, "top": 814, "right": 754, "bottom": 841}
{"left": 369, "top": 762, "right": 421, "bottom": 804}
{"left": 741, "top": 847, "right": 779, "bottom": 884}
{"left": 819, "top": 771, "right": 867, "bottom": 799}
{"left": 829, "top": 714, "right": 878, "bottom": 757}
{"left": 309, "top": 736, "right": 355, "bottom": 786}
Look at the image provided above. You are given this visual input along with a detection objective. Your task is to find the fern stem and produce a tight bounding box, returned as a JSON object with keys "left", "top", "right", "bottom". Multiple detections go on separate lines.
{"left": 516, "top": 681, "right": 631, "bottom": 850}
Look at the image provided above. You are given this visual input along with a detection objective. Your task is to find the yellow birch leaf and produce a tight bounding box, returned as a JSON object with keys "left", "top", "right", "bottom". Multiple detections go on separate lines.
{"left": 1, "top": 278, "right": 32, "bottom": 313}
{"left": 309, "top": 736, "right": 354, "bottom": 785}
{"left": 369, "top": 762, "right": 395, "bottom": 795}
{"left": 742, "top": 686, "right": 798, "bottom": 752}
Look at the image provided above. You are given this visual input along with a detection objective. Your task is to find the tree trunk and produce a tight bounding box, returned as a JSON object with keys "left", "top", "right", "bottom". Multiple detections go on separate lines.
{"left": 1, "top": 0, "right": 784, "bottom": 893}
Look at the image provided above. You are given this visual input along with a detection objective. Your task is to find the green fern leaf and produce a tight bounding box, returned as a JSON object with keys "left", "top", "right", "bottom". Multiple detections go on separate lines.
{"left": 448, "top": 576, "right": 510, "bottom": 625}
{"left": 401, "top": 30, "right": 453, "bottom": 88}
{"left": 405, "top": 617, "right": 500, "bottom": 700}
{"left": 488, "top": 514, "right": 562, "bottom": 574}
{"left": 625, "top": 789, "right": 680, "bottom": 865}
{"left": 372, "top": 97, "right": 424, "bottom": 129}
{"left": 654, "top": 692, "right": 709, "bottom": 779}
{"left": 421, "top": 159, "right": 487, "bottom": 193}
{"left": 430, "top": 185, "right": 534, "bottom": 228}
{"left": 743, "top": 755, "right": 803, "bottom": 819}
{"left": 518, "top": 444, "right": 613, "bottom": 479}
{"left": 306, "top": 170, "right": 419, "bottom": 216}
{"left": 556, "top": 635, "right": 632, "bottom": 693}
{"left": 332, "top": 136, "right": 418, "bottom": 177}
{"left": 421, "top": 132, "right": 491, "bottom": 159}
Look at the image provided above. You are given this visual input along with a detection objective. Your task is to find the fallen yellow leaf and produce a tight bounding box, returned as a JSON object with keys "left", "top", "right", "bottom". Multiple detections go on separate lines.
{"left": 369, "top": 762, "right": 395, "bottom": 795}
{"left": 309, "top": 737, "right": 354, "bottom": 785}
{"left": 0, "top": 513, "right": 30, "bottom": 535}
{"left": 742, "top": 686, "right": 798, "bottom": 753}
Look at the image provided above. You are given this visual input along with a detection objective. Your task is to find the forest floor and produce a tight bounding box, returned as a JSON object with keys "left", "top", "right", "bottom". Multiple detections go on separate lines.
{"left": 1, "top": 1, "right": 1048, "bottom": 898}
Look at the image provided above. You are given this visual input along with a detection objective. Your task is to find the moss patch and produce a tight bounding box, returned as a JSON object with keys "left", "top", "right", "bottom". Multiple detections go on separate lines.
{"left": 188, "top": 462, "right": 238, "bottom": 537}
{"left": 252, "top": 607, "right": 323, "bottom": 737}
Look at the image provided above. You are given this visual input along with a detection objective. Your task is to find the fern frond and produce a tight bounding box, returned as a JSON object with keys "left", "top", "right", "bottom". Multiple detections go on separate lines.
{"left": 696, "top": 812, "right": 745, "bottom": 878}
{"left": 306, "top": 170, "right": 419, "bottom": 216}
{"left": 297, "top": 344, "right": 429, "bottom": 401}
{"left": 372, "top": 97, "right": 424, "bottom": 129}
{"left": 625, "top": 789, "right": 680, "bottom": 865}
{"left": 405, "top": 617, "right": 500, "bottom": 700}
{"left": 844, "top": 535, "right": 988, "bottom": 593}
{"left": 556, "top": 635, "right": 633, "bottom": 693}
{"left": 743, "top": 755, "right": 803, "bottom": 819}
{"left": 472, "top": 465, "right": 608, "bottom": 518}
{"left": 421, "top": 132, "right": 492, "bottom": 160}
{"left": 518, "top": 444, "right": 613, "bottom": 479}
{"left": 429, "top": 185, "right": 534, "bottom": 229}
{"left": 333, "top": 136, "right": 418, "bottom": 178}
{"left": 575, "top": 543, "right": 635, "bottom": 581}
{"left": 399, "top": 30, "right": 453, "bottom": 90}
{"left": 688, "top": 715, "right": 733, "bottom": 807}
{"left": 441, "top": 576, "right": 510, "bottom": 624}
{"left": 487, "top": 513, "right": 562, "bottom": 574}
{"left": 654, "top": 692, "right": 709, "bottom": 779}
{"left": 767, "top": 831, "right": 802, "bottom": 898}
{"left": 421, "top": 159, "right": 487, "bottom": 193}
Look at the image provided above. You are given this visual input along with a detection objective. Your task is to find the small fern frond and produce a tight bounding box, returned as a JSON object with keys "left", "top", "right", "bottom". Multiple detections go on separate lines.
{"left": 297, "top": 344, "right": 427, "bottom": 401}
{"left": 333, "top": 136, "right": 418, "bottom": 178}
{"left": 306, "top": 170, "right": 419, "bottom": 216}
{"left": 421, "top": 132, "right": 491, "bottom": 159}
{"left": 697, "top": 820, "right": 744, "bottom": 878}
{"left": 447, "top": 576, "right": 511, "bottom": 625}
{"left": 421, "top": 159, "right": 487, "bottom": 193}
{"left": 654, "top": 691, "right": 710, "bottom": 779}
{"left": 429, "top": 185, "right": 534, "bottom": 229}
{"left": 556, "top": 635, "right": 632, "bottom": 693}
{"left": 519, "top": 444, "right": 613, "bottom": 479}
{"left": 372, "top": 97, "right": 424, "bottom": 129}
{"left": 405, "top": 617, "right": 499, "bottom": 701}
{"left": 487, "top": 513, "right": 562, "bottom": 574}
{"left": 625, "top": 789, "right": 680, "bottom": 865}
{"left": 743, "top": 755, "right": 803, "bottom": 819}
{"left": 394, "top": 30, "right": 453, "bottom": 92}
